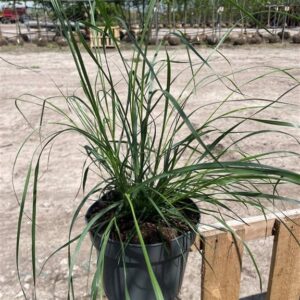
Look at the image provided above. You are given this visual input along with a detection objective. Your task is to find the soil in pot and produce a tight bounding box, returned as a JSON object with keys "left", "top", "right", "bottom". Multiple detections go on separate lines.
{"left": 85, "top": 191, "right": 200, "bottom": 300}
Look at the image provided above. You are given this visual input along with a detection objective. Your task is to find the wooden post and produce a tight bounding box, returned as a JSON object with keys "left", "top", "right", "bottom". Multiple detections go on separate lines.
{"left": 201, "top": 230, "right": 244, "bottom": 300}
{"left": 267, "top": 218, "right": 300, "bottom": 300}
{"left": 90, "top": 27, "right": 120, "bottom": 48}
{"left": 198, "top": 210, "right": 299, "bottom": 299}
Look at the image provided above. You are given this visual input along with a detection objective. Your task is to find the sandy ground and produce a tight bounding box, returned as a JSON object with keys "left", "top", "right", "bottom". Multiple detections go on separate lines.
{"left": 0, "top": 43, "right": 300, "bottom": 300}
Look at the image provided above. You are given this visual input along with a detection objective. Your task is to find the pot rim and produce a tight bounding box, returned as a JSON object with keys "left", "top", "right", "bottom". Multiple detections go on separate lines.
{"left": 91, "top": 227, "right": 199, "bottom": 248}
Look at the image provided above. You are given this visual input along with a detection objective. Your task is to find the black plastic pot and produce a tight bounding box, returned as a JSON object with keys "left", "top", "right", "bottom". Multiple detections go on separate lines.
{"left": 86, "top": 198, "right": 199, "bottom": 300}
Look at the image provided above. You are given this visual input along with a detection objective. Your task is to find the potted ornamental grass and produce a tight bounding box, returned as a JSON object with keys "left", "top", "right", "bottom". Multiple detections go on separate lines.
{"left": 15, "top": 0, "right": 300, "bottom": 299}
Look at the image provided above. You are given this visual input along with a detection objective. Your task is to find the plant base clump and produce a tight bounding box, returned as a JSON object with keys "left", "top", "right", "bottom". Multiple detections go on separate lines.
{"left": 292, "top": 33, "right": 300, "bottom": 44}
{"left": 268, "top": 34, "right": 280, "bottom": 44}
{"left": 248, "top": 33, "right": 263, "bottom": 44}
{"left": 147, "top": 37, "right": 161, "bottom": 45}
{"left": 232, "top": 34, "right": 248, "bottom": 46}
{"left": 0, "top": 37, "right": 9, "bottom": 46}
{"left": 223, "top": 34, "right": 232, "bottom": 44}
{"left": 20, "top": 34, "right": 30, "bottom": 42}
{"left": 9, "top": 36, "right": 24, "bottom": 46}
{"left": 206, "top": 34, "right": 219, "bottom": 45}
{"left": 226, "top": 22, "right": 234, "bottom": 28}
{"left": 55, "top": 36, "right": 68, "bottom": 47}
{"left": 168, "top": 35, "right": 181, "bottom": 46}
{"left": 36, "top": 37, "right": 48, "bottom": 47}
{"left": 121, "top": 31, "right": 137, "bottom": 43}
{"left": 183, "top": 33, "right": 192, "bottom": 42}
{"left": 277, "top": 31, "right": 291, "bottom": 40}
{"left": 163, "top": 33, "right": 170, "bottom": 42}
{"left": 192, "top": 34, "right": 207, "bottom": 45}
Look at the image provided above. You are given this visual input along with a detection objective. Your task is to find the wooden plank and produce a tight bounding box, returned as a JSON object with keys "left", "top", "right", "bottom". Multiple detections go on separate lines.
{"left": 266, "top": 217, "right": 300, "bottom": 300}
{"left": 196, "top": 209, "right": 300, "bottom": 244}
{"left": 90, "top": 26, "right": 120, "bottom": 48}
{"left": 201, "top": 230, "right": 245, "bottom": 300}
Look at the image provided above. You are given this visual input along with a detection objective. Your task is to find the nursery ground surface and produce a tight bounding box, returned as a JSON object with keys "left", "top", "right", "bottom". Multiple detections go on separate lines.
{"left": 0, "top": 44, "right": 299, "bottom": 299}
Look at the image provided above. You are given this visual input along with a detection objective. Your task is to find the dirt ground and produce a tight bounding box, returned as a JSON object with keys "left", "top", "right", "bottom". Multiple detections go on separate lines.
{"left": 0, "top": 43, "right": 299, "bottom": 300}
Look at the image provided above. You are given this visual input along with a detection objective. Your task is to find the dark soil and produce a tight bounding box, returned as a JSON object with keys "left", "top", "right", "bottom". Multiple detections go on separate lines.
{"left": 85, "top": 190, "right": 199, "bottom": 244}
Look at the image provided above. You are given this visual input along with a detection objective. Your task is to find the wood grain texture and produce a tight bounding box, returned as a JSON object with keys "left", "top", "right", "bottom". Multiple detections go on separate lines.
{"left": 267, "top": 218, "right": 300, "bottom": 300}
{"left": 201, "top": 230, "right": 245, "bottom": 300}
{"left": 90, "top": 26, "right": 120, "bottom": 48}
{"left": 197, "top": 209, "right": 300, "bottom": 244}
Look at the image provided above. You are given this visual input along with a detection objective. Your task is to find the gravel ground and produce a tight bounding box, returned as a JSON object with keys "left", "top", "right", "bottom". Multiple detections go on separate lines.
{"left": 0, "top": 43, "right": 299, "bottom": 299}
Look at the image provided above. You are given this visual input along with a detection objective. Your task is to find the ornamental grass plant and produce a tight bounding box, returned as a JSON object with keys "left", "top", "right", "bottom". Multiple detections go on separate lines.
{"left": 15, "top": 0, "right": 300, "bottom": 299}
